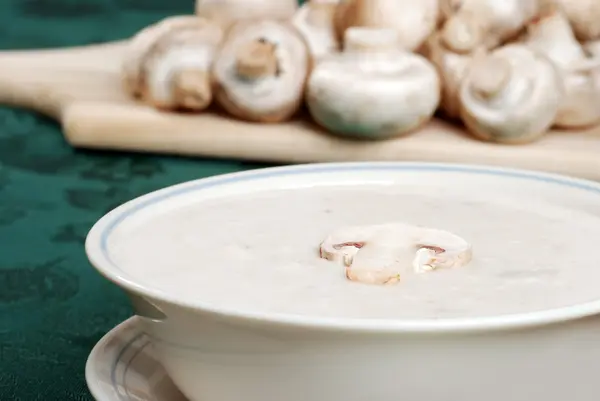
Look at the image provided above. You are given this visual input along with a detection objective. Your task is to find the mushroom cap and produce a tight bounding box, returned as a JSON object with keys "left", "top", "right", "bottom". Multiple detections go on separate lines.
{"left": 307, "top": 29, "right": 441, "bottom": 140}
{"left": 333, "top": 0, "right": 439, "bottom": 51}
{"left": 212, "top": 19, "right": 311, "bottom": 123}
{"left": 123, "top": 16, "right": 209, "bottom": 98}
{"left": 195, "top": 0, "right": 298, "bottom": 28}
{"left": 291, "top": 0, "right": 340, "bottom": 61}
{"left": 320, "top": 222, "right": 473, "bottom": 285}
{"left": 553, "top": 62, "right": 600, "bottom": 129}
{"left": 440, "top": 11, "right": 486, "bottom": 54}
{"left": 525, "top": 8, "right": 600, "bottom": 128}
{"left": 423, "top": 33, "right": 478, "bottom": 119}
{"left": 140, "top": 25, "right": 223, "bottom": 110}
{"left": 552, "top": 0, "right": 600, "bottom": 41}
{"left": 459, "top": 44, "right": 564, "bottom": 144}
{"left": 441, "top": 0, "right": 540, "bottom": 53}
{"left": 525, "top": 6, "right": 587, "bottom": 68}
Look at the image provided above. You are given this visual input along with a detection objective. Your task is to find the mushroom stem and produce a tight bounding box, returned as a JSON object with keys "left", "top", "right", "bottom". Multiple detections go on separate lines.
{"left": 306, "top": 1, "right": 337, "bottom": 27}
{"left": 469, "top": 57, "right": 511, "bottom": 100}
{"left": 235, "top": 39, "right": 279, "bottom": 80}
{"left": 172, "top": 69, "right": 212, "bottom": 110}
{"left": 334, "top": 0, "right": 439, "bottom": 51}
{"left": 344, "top": 26, "right": 398, "bottom": 53}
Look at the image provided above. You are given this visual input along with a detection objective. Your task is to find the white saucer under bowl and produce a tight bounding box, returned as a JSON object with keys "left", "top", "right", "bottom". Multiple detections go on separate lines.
{"left": 85, "top": 317, "right": 187, "bottom": 401}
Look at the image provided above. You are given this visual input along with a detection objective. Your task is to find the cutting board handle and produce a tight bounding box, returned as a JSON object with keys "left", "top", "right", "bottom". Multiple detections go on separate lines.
{"left": 0, "top": 42, "right": 127, "bottom": 117}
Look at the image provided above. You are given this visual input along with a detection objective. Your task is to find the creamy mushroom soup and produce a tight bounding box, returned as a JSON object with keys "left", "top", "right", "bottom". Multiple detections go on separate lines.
{"left": 108, "top": 184, "right": 600, "bottom": 320}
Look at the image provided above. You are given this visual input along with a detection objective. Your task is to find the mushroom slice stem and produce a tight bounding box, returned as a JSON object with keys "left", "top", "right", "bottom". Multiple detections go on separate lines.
{"left": 319, "top": 223, "right": 472, "bottom": 285}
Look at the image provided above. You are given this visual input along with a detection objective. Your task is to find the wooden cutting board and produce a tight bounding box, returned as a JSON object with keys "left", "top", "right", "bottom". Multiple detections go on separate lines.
{"left": 0, "top": 41, "right": 598, "bottom": 179}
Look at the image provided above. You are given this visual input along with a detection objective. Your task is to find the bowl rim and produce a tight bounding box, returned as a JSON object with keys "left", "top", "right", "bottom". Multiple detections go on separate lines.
{"left": 86, "top": 161, "right": 600, "bottom": 334}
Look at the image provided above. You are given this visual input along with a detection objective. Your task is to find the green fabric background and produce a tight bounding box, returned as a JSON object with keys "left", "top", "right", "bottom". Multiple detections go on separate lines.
{"left": 0, "top": 1, "right": 287, "bottom": 399}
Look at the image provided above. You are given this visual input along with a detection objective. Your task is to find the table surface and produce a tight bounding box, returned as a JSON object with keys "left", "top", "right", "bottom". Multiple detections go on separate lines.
{"left": 0, "top": 1, "right": 275, "bottom": 399}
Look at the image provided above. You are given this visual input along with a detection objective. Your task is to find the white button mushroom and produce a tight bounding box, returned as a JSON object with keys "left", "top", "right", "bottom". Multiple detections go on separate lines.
{"left": 459, "top": 44, "right": 564, "bottom": 144}
{"left": 440, "top": 0, "right": 540, "bottom": 54}
{"left": 124, "top": 16, "right": 205, "bottom": 99}
{"left": 122, "top": 16, "right": 223, "bottom": 111}
{"left": 319, "top": 223, "right": 473, "bottom": 285}
{"left": 524, "top": 6, "right": 600, "bottom": 129}
{"left": 306, "top": 27, "right": 441, "bottom": 140}
{"left": 551, "top": 0, "right": 600, "bottom": 42}
{"left": 195, "top": 0, "right": 298, "bottom": 29}
{"left": 422, "top": 33, "right": 483, "bottom": 120}
{"left": 291, "top": 0, "right": 340, "bottom": 62}
{"left": 333, "top": 0, "right": 440, "bottom": 52}
{"left": 212, "top": 19, "right": 311, "bottom": 123}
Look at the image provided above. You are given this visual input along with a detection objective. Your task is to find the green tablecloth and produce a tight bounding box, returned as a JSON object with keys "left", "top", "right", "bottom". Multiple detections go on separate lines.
{"left": 0, "top": 1, "right": 275, "bottom": 399}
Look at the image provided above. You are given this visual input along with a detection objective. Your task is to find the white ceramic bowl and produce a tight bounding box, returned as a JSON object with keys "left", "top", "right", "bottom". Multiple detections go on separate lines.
{"left": 86, "top": 162, "right": 600, "bottom": 401}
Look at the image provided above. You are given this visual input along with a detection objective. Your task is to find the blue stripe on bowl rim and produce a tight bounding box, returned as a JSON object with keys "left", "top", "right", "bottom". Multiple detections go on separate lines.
{"left": 99, "top": 163, "right": 600, "bottom": 270}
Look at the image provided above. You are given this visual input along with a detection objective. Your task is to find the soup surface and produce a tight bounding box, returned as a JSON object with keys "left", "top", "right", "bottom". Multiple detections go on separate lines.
{"left": 108, "top": 183, "right": 600, "bottom": 319}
